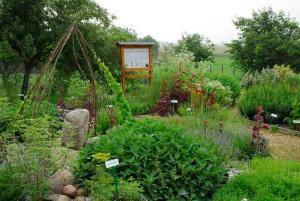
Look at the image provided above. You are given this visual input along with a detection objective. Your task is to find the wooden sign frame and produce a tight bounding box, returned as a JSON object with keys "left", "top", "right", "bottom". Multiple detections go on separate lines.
{"left": 117, "top": 42, "right": 154, "bottom": 94}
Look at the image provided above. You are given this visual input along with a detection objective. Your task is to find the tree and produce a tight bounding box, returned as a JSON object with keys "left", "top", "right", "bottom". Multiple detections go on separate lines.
{"left": 176, "top": 33, "right": 214, "bottom": 62}
{"left": 228, "top": 7, "right": 300, "bottom": 72}
{"left": 139, "top": 35, "right": 160, "bottom": 59}
{"left": 0, "top": 0, "right": 112, "bottom": 97}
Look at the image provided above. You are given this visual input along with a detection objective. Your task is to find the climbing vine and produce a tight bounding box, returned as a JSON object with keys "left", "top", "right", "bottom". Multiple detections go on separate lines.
{"left": 93, "top": 52, "right": 134, "bottom": 123}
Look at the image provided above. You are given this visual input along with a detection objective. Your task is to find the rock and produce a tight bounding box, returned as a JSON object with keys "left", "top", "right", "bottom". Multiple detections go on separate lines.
{"left": 62, "top": 109, "right": 90, "bottom": 150}
{"left": 56, "top": 195, "right": 72, "bottom": 201}
{"left": 76, "top": 188, "right": 84, "bottom": 197}
{"left": 85, "top": 136, "right": 100, "bottom": 145}
{"left": 63, "top": 184, "right": 77, "bottom": 198}
{"left": 51, "top": 169, "right": 74, "bottom": 194}
{"left": 46, "top": 194, "right": 60, "bottom": 201}
{"left": 74, "top": 196, "right": 85, "bottom": 201}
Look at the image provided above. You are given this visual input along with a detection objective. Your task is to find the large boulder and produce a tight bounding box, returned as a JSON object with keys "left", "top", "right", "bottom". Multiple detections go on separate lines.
{"left": 63, "top": 184, "right": 77, "bottom": 198}
{"left": 62, "top": 109, "right": 90, "bottom": 150}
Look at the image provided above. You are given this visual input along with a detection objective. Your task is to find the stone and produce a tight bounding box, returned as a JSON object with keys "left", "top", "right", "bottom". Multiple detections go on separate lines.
{"left": 46, "top": 194, "right": 59, "bottom": 201}
{"left": 74, "top": 196, "right": 85, "bottom": 201}
{"left": 85, "top": 136, "right": 100, "bottom": 145}
{"left": 51, "top": 169, "right": 74, "bottom": 194}
{"left": 63, "top": 184, "right": 77, "bottom": 198}
{"left": 76, "top": 188, "right": 84, "bottom": 197}
{"left": 62, "top": 109, "right": 90, "bottom": 150}
{"left": 56, "top": 195, "right": 72, "bottom": 201}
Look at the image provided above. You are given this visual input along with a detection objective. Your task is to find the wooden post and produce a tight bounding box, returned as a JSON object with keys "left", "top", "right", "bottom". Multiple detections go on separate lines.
{"left": 221, "top": 62, "right": 224, "bottom": 74}
{"left": 149, "top": 46, "right": 153, "bottom": 86}
{"left": 120, "top": 47, "right": 126, "bottom": 94}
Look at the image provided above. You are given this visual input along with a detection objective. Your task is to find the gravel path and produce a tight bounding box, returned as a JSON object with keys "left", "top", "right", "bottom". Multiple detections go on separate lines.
{"left": 263, "top": 130, "right": 300, "bottom": 161}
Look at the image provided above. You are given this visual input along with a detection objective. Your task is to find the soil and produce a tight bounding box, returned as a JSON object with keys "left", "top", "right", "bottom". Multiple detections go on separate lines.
{"left": 262, "top": 130, "right": 300, "bottom": 161}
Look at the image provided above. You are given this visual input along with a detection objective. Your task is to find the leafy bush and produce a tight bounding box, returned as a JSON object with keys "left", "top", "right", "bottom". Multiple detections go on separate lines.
{"left": 1, "top": 116, "right": 63, "bottom": 201}
{"left": 237, "top": 83, "right": 300, "bottom": 122}
{"left": 207, "top": 74, "right": 241, "bottom": 100}
{"left": 88, "top": 167, "right": 144, "bottom": 201}
{"left": 241, "top": 65, "right": 297, "bottom": 88}
{"left": 213, "top": 158, "right": 300, "bottom": 201}
{"left": 194, "top": 78, "right": 233, "bottom": 106}
{"left": 74, "top": 119, "right": 227, "bottom": 200}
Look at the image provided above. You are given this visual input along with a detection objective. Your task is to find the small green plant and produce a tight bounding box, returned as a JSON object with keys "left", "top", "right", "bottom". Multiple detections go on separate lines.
{"left": 284, "top": 99, "right": 300, "bottom": 130}
{"left": 74, "top": 119, "right": 227, "bottom": 200}
{"left": 212, "top": 158, "right": 300, "bottom": 201}
{"left": 270, "top": 125, "right": 279, "bottom": 133}
{"left": 207, "top": 74, "right": 241, "bottom": 100}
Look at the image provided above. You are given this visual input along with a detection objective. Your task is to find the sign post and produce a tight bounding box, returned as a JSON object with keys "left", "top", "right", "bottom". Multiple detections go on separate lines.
{"left": 105, "top": 159, "right": 120, "bottom": 201}
{"left": 117, "top": 42, "right": 154, "bottom": 94}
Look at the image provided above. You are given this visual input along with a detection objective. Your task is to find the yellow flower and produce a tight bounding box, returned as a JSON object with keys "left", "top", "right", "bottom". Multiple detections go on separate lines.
{"left": 92, "top": 152, "right": 111, "bottom": 162}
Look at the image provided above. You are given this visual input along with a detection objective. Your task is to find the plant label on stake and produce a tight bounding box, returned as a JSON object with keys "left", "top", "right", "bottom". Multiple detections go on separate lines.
{"left": 293, "top": 120, "right": 300, "bottom": 124}
{"left": 271, "top": 113, "right": 278, "bottom": 118}
{"left": 105, "top": 159, "right": 120, "bottom": 201}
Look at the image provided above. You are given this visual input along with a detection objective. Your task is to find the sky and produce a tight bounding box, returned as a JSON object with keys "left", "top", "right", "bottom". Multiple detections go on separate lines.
{"left": 96, "top": 0, "right": 300, "bottom": 44}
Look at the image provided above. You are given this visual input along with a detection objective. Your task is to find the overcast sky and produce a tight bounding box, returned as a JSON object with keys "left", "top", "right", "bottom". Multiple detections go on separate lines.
{"left": 97, "top": 0, "right": 300, "bottom": 44}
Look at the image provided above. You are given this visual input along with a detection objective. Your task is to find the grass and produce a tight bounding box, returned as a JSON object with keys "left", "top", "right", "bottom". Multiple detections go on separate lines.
{"left": 213, "top": 157, "right": 300, "bottom": 201}
{"left": 202, "top": 55, "right": 243, "bottom": 80}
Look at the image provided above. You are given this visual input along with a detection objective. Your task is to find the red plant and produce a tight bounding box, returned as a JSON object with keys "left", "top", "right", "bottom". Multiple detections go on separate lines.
{"left": 207, "top": 92, "right": 216, "bottom": 107}
{"left": 157, "top": 80, "right": 170, "bottom": 116}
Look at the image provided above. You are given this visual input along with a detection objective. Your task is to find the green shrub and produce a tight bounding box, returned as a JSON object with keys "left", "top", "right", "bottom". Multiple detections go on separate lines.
{"left": 1, "top": 116, "right": 62, "bottom": 201}
{"left": 74, "top": 119, "right": 227, "bottom": 200}
{"left": 194, "top": 78, "right": 233, "bottom": 106}
{"left": 207, "top": 74, "right": 241, "bottom": 100}
{"left": 237, "top": 83, "right": 300, "bottom": 122}
{"left": 95, "top": 109, "right": 111, "bottom": 135}
{"left": 213, "top": 158, "right": 300, "bottom": 201}
{"left": 88, "top": 167, "right": 144, "bottom": 201}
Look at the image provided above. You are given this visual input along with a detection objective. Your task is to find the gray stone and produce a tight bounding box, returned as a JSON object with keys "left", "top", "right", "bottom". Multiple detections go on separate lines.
{"left": 51, "top": 169, "right": 74, "bottom": 194}
{"left": 74, "top": 196, "right": 85, "bottom": 201}
{"left": 46, "top": 194, "right": 60, "bottom": 201}
{"left": 62, "top": 109, "right": 90, "bottom": 150}
{"left": 56, "top": 195, "right": 72, "bottom": 201}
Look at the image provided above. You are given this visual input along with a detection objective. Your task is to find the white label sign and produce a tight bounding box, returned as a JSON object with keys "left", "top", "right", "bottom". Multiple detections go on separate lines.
{"left": 271, "top": 113, "right": 278, "bottom": 118}
{"left": 171, "top": 100, "right": 178, "bottom": 104}
{"left": 293, "top": 120, "right": 300, "bottom": 124}
{"left": 105, "top": 159, "right": 119, "bottom": 168}
{"left": 124, "top": 48, "right": 149, "bottom": 68}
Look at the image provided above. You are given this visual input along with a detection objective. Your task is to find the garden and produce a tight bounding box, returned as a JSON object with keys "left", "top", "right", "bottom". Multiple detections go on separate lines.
{"left": 1, "top": 1, "right": 300, "bottom": 201}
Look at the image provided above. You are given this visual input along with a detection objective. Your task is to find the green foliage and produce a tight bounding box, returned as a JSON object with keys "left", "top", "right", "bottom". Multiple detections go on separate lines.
{"left": 64, "top": 73, "right": 89, "bottom": 108}
{"left": 270, "top": 125, "right": 279, "bottom": 133}
{"left": 139, "top": 35, "right": 160, "bottom": 59}
{"left": 95, "top": 109, "right": 111, "bottom": 134}
{"left": 1, "top": 116, "right": 62, "bottom": 201}
{"left": 93, "top": 53, "right": 133, "bottom": 123}
{"left": 88, "top": 167, "right": 144, "bottom": 201}
{"left": 156, "top": 44, "right": 196, "bottom": 68}
{"left": 241, "top": 65, "right": 297, "bottom": 88}
{"left": 176, "top": 33, "right": 214, "bottom": 62}
{"left": 237, "top": 83, "right": 300, "bottom": 122}
{"left": 195, "top": 78, "right": 233, "bottom": 106}
{"left": 213, "top": 158, "right": 300, "bottom": 201}
{"left": 228, "top": 7, "right": 300, "bottom": 72}
{"left": 284, "top": 99, "right": 300, "bottom": 128}
{"left": 166, "top": 108, "right": 252, "bottom": 159}
{"left": 74, "top": 119, "right": 227, "bottom": 200}
{"left": 207, "top": 74, "right": 241, "bottom": 100}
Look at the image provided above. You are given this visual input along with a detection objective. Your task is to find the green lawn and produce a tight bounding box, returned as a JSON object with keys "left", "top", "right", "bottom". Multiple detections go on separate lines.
{"left": 202, "top": 55, "right": 243, "bottom": 79}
